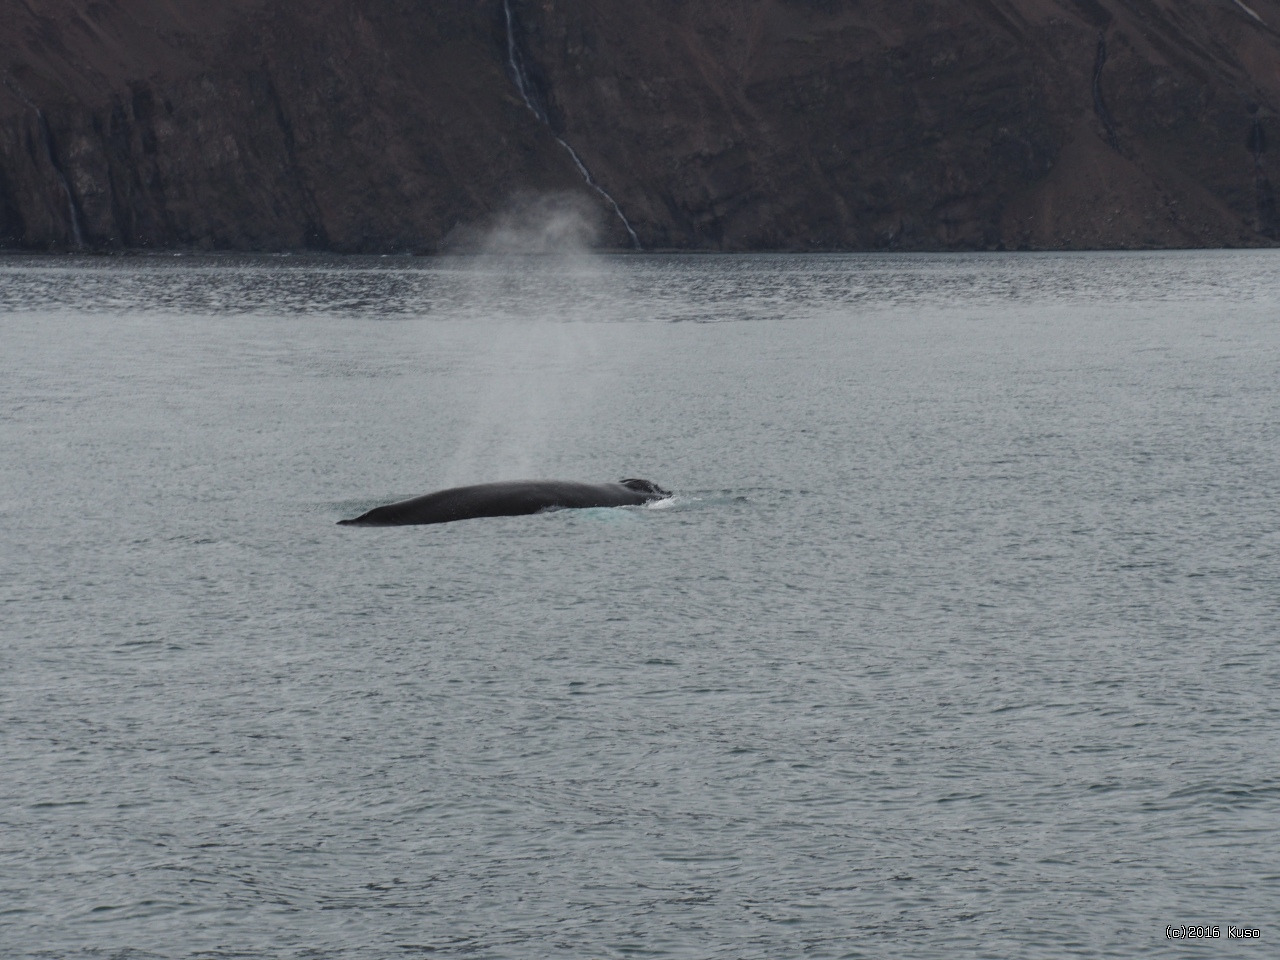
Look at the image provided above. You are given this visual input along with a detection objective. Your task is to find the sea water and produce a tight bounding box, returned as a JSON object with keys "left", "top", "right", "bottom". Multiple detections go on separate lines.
{"left": 2, "top": 251, "right": 1278, "bottom": 958}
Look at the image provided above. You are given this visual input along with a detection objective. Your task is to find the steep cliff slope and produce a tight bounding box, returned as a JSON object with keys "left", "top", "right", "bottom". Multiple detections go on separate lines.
{"left": 1, "top": 0, "right": 1278, "bottom": 251}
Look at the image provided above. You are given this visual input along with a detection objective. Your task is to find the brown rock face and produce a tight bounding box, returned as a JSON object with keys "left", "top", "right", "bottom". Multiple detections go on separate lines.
{"left": 1, "top": 0, "right": 1278, "bottom": 251}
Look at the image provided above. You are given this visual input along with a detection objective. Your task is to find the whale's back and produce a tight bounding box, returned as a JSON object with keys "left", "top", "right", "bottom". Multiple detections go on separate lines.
{"left": 338, "top": 479, "right": 668, "bottom": 526}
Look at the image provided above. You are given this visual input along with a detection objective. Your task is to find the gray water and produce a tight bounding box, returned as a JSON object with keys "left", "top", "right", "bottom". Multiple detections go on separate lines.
{"left": 2, "top": 251, "right": 1278, "bottom": 959}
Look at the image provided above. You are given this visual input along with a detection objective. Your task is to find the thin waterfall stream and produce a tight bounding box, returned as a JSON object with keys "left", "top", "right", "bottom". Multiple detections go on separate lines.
{"left": 3, "top": 78, "right": 84, "bottom": 247}
{"left": 503, "top": 0, "right": 641, "bottom": 249}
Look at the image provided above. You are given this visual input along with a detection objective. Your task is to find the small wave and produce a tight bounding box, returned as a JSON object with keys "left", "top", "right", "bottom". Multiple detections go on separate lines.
{"left": 644, "top": 492, "right": 748, "bottom": 512}
{"left": 645, "top": 496, "right": 681, "bottom": 510}
{"left": 1153, "top": 779, "right": 1280, "bottom": 812}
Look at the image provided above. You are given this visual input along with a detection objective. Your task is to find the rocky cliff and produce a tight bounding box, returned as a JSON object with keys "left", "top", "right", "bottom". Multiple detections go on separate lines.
{"left": 1, "top": 0, "right": 1278, "bottom": 251}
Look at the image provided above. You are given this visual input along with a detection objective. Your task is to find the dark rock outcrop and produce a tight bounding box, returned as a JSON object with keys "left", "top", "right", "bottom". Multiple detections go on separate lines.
{"left": 1, "top": 0, "right": 1278, "bottom": 251}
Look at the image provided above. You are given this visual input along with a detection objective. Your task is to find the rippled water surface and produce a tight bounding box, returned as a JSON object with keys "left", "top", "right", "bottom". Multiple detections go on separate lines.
{"left": 3, "top": 251, "right": 1279, "bottom": 958}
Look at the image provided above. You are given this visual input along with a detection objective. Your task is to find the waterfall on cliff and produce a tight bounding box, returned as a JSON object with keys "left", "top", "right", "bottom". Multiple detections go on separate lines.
{"left": 503, "top": 0, "right": 641, "bottom": 249}
{"left": 35, "top": 108, "right": 85, "bottom": 248}
{"left": 3, "top": 79, "right": 84, "bottom": 247}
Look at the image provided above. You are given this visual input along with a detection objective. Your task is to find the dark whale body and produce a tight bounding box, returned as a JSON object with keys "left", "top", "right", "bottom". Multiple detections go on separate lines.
{"left": 338, "top": 478, "right": 671, "bottom": 526}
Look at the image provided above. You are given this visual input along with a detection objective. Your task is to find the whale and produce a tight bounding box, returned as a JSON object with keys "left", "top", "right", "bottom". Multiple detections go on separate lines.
{"left": 338, "top": 478, "right": 671, "bottom": 526}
